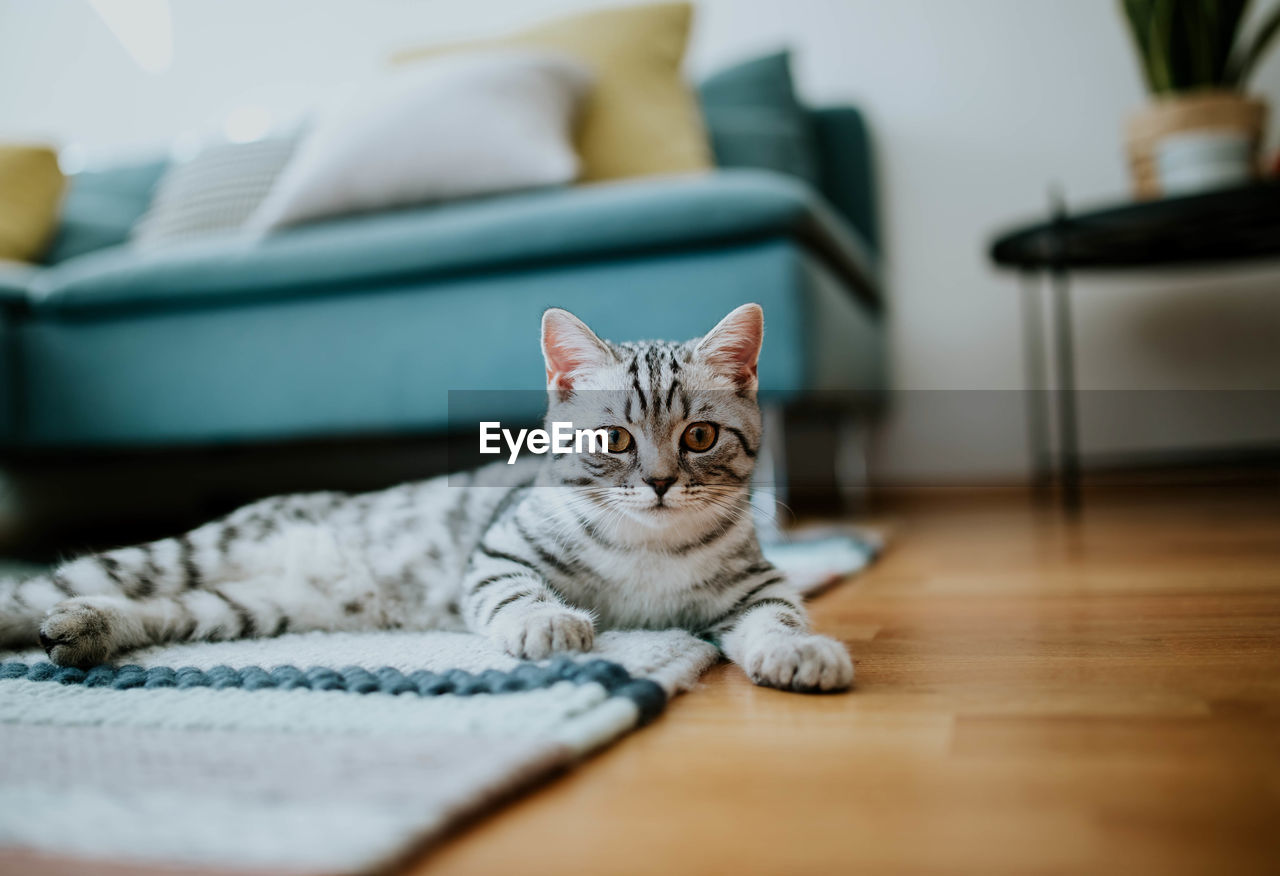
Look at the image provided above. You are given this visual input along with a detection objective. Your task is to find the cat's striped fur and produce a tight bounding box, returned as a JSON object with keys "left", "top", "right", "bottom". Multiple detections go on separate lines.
{"left": 0, "top": 304, "right": 852, "bottom": 691}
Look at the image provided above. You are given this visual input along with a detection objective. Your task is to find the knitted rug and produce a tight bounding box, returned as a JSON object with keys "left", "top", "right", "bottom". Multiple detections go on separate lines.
{"left": 0, "top": 530, "right": 877, "bottom": 875}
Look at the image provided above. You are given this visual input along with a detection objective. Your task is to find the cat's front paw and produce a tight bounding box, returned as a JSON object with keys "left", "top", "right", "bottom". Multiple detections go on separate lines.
{"left": 40, "top": 597, "right": 129, "bottom": 667}
{"left": 492, "top": 603, "right": 595, "bottom": 661}
{"left": 742, "top": 632, "right": 853, "bottom": 692}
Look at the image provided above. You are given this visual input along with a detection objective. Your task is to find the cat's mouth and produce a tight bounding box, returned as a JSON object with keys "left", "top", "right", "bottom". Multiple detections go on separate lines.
{"left": 623, "top": 497, "right": 683, "bottom": 520}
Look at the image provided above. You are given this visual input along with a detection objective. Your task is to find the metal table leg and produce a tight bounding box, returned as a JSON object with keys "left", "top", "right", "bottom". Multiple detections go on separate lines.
{"left": 1020, "top": 270, "right": 1051, "bottom": 497}
{"left": 1050, "top": 266, "right": 1081, "bottom": 515}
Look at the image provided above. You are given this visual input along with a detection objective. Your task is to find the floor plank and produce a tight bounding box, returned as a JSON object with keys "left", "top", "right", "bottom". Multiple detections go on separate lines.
{"left": 414, "top": 486, "right": 1280, "bottom": 875}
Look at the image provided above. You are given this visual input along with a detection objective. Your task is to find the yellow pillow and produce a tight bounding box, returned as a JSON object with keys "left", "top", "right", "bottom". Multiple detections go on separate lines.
{"left": 393, "top": 3, "right": 711, "bottom": 183}
{"left": 0, "top": 145, "right": 65, "bottom": 263}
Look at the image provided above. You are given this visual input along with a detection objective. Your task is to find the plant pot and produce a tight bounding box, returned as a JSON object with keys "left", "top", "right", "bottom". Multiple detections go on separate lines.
{"left": 1125, "top": 90, "right": 1267, "bottom": 199}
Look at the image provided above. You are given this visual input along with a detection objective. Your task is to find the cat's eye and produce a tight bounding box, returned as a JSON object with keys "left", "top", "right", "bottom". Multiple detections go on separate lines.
{"left": 606, "top": 426, "right": 633, "bottom": 452}
{"left": 681, "top": 422, "right": 718, "bottom": 452}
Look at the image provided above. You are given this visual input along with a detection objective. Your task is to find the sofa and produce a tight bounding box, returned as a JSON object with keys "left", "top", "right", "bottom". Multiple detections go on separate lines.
{"left": 0, "top": 106, "right": 882, "bottom": 468}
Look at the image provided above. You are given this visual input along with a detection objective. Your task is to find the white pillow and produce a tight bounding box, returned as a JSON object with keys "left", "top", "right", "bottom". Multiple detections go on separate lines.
{"left": 246, "top": 51, "right": 592, "bottom": 232}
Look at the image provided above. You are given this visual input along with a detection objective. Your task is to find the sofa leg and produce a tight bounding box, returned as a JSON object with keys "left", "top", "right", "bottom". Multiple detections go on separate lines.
{"left": 752, "top": 404, "right": 788, "bottom": 538}
{"left": 835, "top": 410, "right": 872, "bottom": 514}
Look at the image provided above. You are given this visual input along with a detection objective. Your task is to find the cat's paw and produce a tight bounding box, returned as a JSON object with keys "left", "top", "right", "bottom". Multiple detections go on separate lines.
{"left": 39, "top": 598, "right": 129, "bottom": 667}
{"left": 493, "top": 604, "right": 595, "bottom": 661}
{"left": 741, "top": 632, "right": 853, "bottom": 692}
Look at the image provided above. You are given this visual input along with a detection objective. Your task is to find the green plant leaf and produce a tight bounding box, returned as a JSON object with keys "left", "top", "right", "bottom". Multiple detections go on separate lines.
{"left": 1121, "top": 0, "right": 1262, "bottom": 92}
{"left": 1122, "top": 0, "right": 1161, "bottom": 92}
{"left": 1212, "top": 0, "right": 1250, "bottom": 82}
{"left": 1226, "top": 1, "right": 1280, "bottom": 86}
{"left": 1185, "top": 0, "right": 1214, "bottom": 86}
{"left": 1148, "top": 0, "right": 1176, "bottom": 92}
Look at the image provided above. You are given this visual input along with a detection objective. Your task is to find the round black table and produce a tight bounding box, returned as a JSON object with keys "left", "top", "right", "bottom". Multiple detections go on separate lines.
{"left": 989, "top": 181, "right": 1280, "bottom": 513}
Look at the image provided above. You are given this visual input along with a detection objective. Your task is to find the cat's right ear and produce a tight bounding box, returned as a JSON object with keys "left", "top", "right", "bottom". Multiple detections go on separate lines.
{"left": 542, "top": 308, "right": 614, "bottom": 396}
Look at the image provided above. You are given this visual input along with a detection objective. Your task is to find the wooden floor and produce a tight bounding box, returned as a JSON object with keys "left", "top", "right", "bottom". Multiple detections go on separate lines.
{"left": 415, "top": 485, "right": 1280, "bottom": 876}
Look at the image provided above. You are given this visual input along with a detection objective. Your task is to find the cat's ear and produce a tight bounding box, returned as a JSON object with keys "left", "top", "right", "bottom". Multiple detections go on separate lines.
{"left": 696, "top": 303, "right": 763, "bottom": 391}
{"left": 542, "top": 308, "right": 614, "bottom": 394}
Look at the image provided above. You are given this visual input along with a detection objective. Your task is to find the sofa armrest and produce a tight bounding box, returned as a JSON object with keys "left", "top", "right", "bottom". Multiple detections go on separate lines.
{"left": 0, "top": 270, "right": 30, "bottom": 443}
{"left": 811, "top": 106, "right": 879, "bottom": 256}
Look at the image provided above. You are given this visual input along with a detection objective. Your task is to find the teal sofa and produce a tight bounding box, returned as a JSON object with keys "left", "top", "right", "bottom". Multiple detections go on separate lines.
{"left": 0, "top": 107, "right": 881, "bottom": 452}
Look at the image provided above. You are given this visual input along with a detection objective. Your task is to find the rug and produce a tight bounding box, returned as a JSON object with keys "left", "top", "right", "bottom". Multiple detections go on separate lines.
{"left": 0, "top": 531, "right": 878, "bottom": 875}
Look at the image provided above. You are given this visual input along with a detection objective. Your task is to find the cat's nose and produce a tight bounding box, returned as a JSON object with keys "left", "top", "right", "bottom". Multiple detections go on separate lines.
{"left": 644, "top": 476, "right": 676, "bottom": 498}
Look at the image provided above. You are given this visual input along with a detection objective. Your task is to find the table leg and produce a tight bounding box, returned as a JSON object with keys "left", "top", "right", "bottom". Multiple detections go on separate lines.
{"left": 1051, "top": 267, "right": 1081, "bottom": 515}
{"left": 1020, "top": 271, "right": 1052, "bottom": 498}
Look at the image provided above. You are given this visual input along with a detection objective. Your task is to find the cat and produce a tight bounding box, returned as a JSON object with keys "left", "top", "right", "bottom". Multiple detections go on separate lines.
{"left": 0, "top": 304, "right": 853, "bottom": 692}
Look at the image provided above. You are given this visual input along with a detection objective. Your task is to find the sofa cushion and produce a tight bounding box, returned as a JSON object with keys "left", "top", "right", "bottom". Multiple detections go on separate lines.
{"left": 392, "top": 3, "right": 710, "bottom": 184}
{"left": 248, "top": 52, "right": 592, "bottom": 232}
{"left": 811, "top": 107, "right": 879, "bottom": 254}
{"left": 132, "top": 136, "right": 297, "bottom": 250}
{"left": 699, "top": 51, "right": 821, "bottom": 188}
{"left": 30, "top": 169, "right": 879, "bottom": 317}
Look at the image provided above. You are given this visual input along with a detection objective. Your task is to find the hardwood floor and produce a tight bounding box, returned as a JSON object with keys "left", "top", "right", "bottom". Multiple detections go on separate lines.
{"left": 415, "top": 485, "right": 1280, "bottom": 876}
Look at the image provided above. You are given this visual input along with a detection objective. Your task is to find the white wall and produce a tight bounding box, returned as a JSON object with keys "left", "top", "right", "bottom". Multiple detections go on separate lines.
{"left": 2, "top": 0, "right": 1278, "bottom": 483}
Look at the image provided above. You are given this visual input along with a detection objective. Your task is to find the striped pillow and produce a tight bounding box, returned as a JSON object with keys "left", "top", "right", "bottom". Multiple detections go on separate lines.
{"left": 131, "top": 136, "right": 297, "bottom": 249}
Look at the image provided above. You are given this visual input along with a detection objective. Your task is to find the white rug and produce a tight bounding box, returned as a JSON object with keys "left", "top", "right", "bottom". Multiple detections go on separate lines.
{"left": 0, "top": 531, "right": 878, "bottom": 874}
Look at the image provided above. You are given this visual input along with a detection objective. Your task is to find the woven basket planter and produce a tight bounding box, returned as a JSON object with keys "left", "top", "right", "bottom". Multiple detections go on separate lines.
{"left": 1125, "top": 91, "right": 1267, "bottom": 199}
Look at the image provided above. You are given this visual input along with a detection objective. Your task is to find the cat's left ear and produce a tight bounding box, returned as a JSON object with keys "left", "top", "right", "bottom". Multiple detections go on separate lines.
{"left": 696, "top": 303, "right": 763, "bottom": 391}
{"left": 542, "top": 308, "right": 614, "bottom": 395}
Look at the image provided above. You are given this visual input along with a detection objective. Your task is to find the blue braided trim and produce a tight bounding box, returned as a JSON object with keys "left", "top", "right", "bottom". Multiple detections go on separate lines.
{"left": 0, "top": 657, "right": 667, "bottom": 724}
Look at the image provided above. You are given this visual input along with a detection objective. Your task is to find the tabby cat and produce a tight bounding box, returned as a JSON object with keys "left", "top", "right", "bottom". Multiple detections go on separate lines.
{"left": 0, "top": 304, "right": 853, "bottom": 691}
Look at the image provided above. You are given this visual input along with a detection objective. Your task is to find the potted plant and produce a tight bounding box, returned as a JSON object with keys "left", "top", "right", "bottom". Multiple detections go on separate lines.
{"left": 1122, "top": 0, "right": 1280, "bottom": 197}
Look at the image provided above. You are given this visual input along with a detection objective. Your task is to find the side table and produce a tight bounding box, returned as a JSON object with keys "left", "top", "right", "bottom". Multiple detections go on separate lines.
{"left": 990, "top": 181, "right": 1280, "bottom": 514}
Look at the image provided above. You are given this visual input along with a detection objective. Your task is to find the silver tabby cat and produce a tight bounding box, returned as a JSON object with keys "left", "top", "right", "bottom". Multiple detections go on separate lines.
{"left": 0, "top": 304, "right": 852, "bottom": 691}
